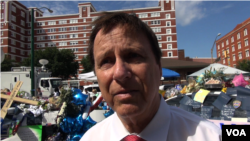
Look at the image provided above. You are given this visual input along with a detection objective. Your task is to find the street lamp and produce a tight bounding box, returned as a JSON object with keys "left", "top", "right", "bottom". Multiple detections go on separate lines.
{"left": 31, "top": 7, "right": 53, "bottom": 96}
{"left": 211, "top": 33, "right": 221, "bottom": 63}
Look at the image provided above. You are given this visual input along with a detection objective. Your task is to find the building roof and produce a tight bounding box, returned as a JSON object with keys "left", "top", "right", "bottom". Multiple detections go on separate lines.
{"left": 161, "top": 58, "right": 210, "bottom": 69}
{"left": 192, "top": 58, "right": 214, "bottom": 64}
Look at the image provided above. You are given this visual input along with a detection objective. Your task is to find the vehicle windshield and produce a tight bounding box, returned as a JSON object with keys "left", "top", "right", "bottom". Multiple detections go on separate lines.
{"left": 50, "top": 79, "right": 62, "bottom": 88}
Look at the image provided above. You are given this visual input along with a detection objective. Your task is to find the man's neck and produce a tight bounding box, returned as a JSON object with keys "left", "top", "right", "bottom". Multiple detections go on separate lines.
{"left": 118, "top": 94, "right": 161, "bottom": 133}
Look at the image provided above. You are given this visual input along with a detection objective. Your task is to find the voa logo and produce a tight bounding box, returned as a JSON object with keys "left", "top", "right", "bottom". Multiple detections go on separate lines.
{"left": 226, "top": 129, "right": 246, "bottom": 136}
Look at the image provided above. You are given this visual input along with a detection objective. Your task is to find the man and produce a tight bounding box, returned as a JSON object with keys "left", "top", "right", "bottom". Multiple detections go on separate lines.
{"left": 81, "top": 12, "right": 221, "bottom": 141}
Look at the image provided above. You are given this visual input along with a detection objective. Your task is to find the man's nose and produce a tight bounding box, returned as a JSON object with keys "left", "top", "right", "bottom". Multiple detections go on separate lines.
{"left": 113, "top": 59, "right": 131, "bottom": 82}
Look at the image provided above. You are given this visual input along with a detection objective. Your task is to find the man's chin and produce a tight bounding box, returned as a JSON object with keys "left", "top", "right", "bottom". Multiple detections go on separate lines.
{"left": 115, "top": 105, "right": 142, "bottom": 118}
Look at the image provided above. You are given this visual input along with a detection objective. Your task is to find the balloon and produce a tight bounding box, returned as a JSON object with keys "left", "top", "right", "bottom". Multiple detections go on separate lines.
{"left": 72, "top": 88, "right": 83, "bottom": 95}
{"left": 82, "top": 116, "right": 96, "bottom": 132}
{"left": 86, "top": 116, "right": 96, "bottom": 124}
{"left": 60, "top": 117, "right": 74, "bottom": 133}
{"left": 104, "top": 109, "right": 114, "bottom": 118}
{"left": 82, "top": 104, "right": 91, "bottom": 120}
{"left": 71, "top": 93, "right": 88, "bottom": 105}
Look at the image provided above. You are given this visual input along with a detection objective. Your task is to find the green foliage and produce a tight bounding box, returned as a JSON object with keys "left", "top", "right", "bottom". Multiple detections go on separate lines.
{"left": 21, "top": 47, "right": 79, "bottom": 79}
{"left": 236, "top": 59, "right": 250, "bottom": 72}
{"left": 81, "top": 55, "right": 93, "bottom": 73}
{"left": 1, "top": 56, "right": 20, "bottom": 71}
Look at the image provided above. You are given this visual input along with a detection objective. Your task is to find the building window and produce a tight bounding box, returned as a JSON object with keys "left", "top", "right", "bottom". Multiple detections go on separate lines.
{"left": 28, "top": 37, "right": 31, "bottom": 41}
{"left": 83, "top": 18, "right": 86, "bottom": 22}
{"left": 12, "top": 15, "right": 16, "bottom": 22}
{"left": 138, "top": 13, "right": 148, "bottom": 18}
{"left": 218, "top": 52, "right": 220, "bottom": 57}
{"left": 221, "top": 42, "right": 224, "bottom": 48}
{"left": 217, "top": 45, "right": 220, "bottom": 49}
{"left": 11, "top": 55, "right": 15, "bottom": 60}
{"left": 28, "top": 30, "right": 31, "bottom": 35}
{"left": 27, "top": 45, "right": 31, "bottom": 48}
{"left": 1, "top": 3, "right": 4, "bottom": 9}
{"left": 10, "top": 24, "right": 16, "bottom": 30}
{"left": 20, "top": 43, "right": 24, "bottom": 48}
{"left": 11, "top": 40, "right": 15, "bottom": 45}
{"left": 167, "top": 36, "right": 172, "bottom": 42}
{"left": 238, "top": 52, "right": 242, "bottom": 59}
{"left": 232, "top": 45, "right": 235, "bottom": 52}
{"left": 233, "top": 55, "right": 235, "bottom": 61}
{"left": 10, "top": 48, "right": 16, "bottom": 53}
{"left": 244, "top": 28, "right": 248, "bottom": 36}
{"left": 21, "top": 36, "right": 24, "bottom": 41}
{"left": 59, "top": 27, "right": 67, "bottom": 32}
{"left": 27, "top": 23, "right": 31, "bottom": 27}
{"left": 246, "top": 50, "right": 249, "bottom": 57}
{"left": 226, "top": 39, "right": 229, "bottom": 45}
{"left": 1, "top": 39, "right": 3, "bottom": 44}
{"left": 1, "top": 31, "right": 3, "bottom": 36}
{"left": 227, "top": 48, "right": 229, "bottom": 54}
{"left": 70, "top": 19, "right": 78, "bottom": 23}
{"left": 166, "top": 21, "right": 171, "bottom": 27}
{"left": 223, "top": 59, "right": 225, "bottom": 64}
{"left": 1, "top": 13, "right": 3, "bottom": 19}
{"left": 159, "top": 43, "right": 162, "bottom": 48}
{"left": 245, "top": 39, "right": 249, "bottom": 46}
{"left": 37, "top": 43, "right": 45, "bottom": 48}
{"left": 151, "top": 20, "right": 160, "bottom": 25}
{"left": 20, "top": 50, "right": 24, "bottom": 55}
{"left": 166, "top": 14, "right": 171, "bottom": 19}
{"left": 20, "top": 28, "right": 24, "bottom": 34}
{"left": 83, "top": 26, "right": 86, "bottom": 30}
{"left": 69, "top": 27, "right": 78, "bottom": 31}
{"left": 21, "top": 11, "right": 25, "bottom": 17}
{"left": 12, "top": 5, "right": 16, "bottom": 12}
{"left": 47, "top": 28, "right": 56, "bottom": 32}
{"left": 231, "top": 36, "right": 234, "bottom": 43}
{"left": 71, "top": 48, "right": 78, "bottom": 52}
{"left": 151, "top": 12, "right": 160, "bottom": 17}
{"left": 59, "top": 20, "right": 67, "bottom": 24}
{"left": 70, "top": 41, "right": 78, "bottom": 45}
{"left": 166, "top": 29, "right": 171, "bottom": 34}
{"left": 37, "top": 36, "right": 45, "bottom": 41}
{"left": 1, "top": 23, "right": 4, "bottom": 28}
{"left": 48, "top": 21, "right": 56, "bottom": 25}
{"left": 37, "top": 22, "right": 45, "bottom": 26}
{"left": 48, "top": 35, "right": 56, "bottom": 40}
{"left": 152, "top": 28, "right": 161, "bottom": 33}
{"left": 59, "top": 42, "right": 67, "bottom": 46}
{"left": 75, "top": 55, "right": 78, "bottom": 59}
{"left": 167, "top": 44, "right": 172, "bottom": 49}
{"left": 82, "top": 7, "right": 86, "bottom": 11}
{"left": 70, "top": 34, "right": 78, "bottom": 38}
{"left": 83, "top": 41, "right": 87, "bottom": 44}
{"left": 59, "top": 35, "right": 67, "bottom": 39}
{"left": 37, "top": 29, "right": 45, "bottom": 34}
{"left": 237, "top": 33, "right": 240, "bottom": 39}
{"left": 238, "top": 42, "right": 241, "bottom": 49}
{"left": 83, "top": 48, "right": 87, "bottom": 52}
{"left": 168, "top": 52, "right": 172, "bottom": 57}
{"left": 157, "top": 35, "right": 161, "bottom": 40}
{"left": 83, "top": 33, "right": 86, "bottom": 37}
{"left": 21, "top": 20, "right": 25, "bottom": 26}
{"left": 11, "top": 32, "right": 15, "bottom": 37}
{"left": 48, "top": 42, "right": 56, "bottom": 47}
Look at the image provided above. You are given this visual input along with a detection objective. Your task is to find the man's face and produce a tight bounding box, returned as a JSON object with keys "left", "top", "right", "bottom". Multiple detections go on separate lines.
{"left": 93, "top": 26, "right": 162, "bottom": 118}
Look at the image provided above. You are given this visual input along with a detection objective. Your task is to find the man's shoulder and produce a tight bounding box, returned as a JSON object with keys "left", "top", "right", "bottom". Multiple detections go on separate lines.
{"left": 80, "top": 114, "right": 114, "bottom": 140}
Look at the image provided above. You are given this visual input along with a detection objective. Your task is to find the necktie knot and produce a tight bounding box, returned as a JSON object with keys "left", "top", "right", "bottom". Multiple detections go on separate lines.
{"left": 121, "top": 135, "right": 146, "bottom": 141}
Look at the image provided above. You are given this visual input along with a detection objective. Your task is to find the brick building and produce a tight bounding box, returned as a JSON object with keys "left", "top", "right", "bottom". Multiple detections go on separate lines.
{"left": 216, "top": 17, "right": 250, "bottom": 67}
{"left": 1, "top": 0, "right": 178, "bottom": 74}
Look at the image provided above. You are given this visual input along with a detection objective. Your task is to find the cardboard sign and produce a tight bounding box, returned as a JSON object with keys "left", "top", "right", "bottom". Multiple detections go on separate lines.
{"left": 201, "top": 106, "right": 213, "bottom": 119}
{"left": 179, "top": 95, "right": 201, "bottom": 109}
{"left": 226, "top": 88, "right": 237, "bottom": 95}
{"left": 194, "top": 89, "right": 210, "bottom": 103}
{"left": 236, "top": 87, "right": 250, "bottom": 111}
{"left": 212, "top": 92, "right": 231, "bottom": 110}
{"left": 221, "top": 105, "right": 235, "bottom": 120}
{"left": 179, "top": 104, "right": 192, "bottom": 112}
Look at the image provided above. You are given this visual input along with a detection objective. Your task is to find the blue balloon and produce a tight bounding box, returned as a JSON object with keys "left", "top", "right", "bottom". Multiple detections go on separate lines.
{"left": 86, "top": 116, "right": 97, "bottom": 124}
{"left": 71, "top": 93, "right": 88, "bottom": 105}
{"left": 72, "top": 88, "right": 83, "bottom": 95}
{"left": 102, "top": 106, "right": 107, "bottom": 110}
{"left": 60, "top": 117, "right": 75, "bottom": 133}
{"left": 74, "top": 114, "right": 84, "bottom": 132}
{"left": 104, "top": 109, "right": 114, "bottom": 118}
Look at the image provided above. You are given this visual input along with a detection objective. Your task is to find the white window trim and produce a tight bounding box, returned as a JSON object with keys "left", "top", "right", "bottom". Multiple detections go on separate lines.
{"left": 245, "top": 50, "right": 249, "bottom": 57}
{"left": 244, "top": 39, "right": 249, "bottom": 47}
{"left": 168, "top": 51, "right": 173, "bottom": 57}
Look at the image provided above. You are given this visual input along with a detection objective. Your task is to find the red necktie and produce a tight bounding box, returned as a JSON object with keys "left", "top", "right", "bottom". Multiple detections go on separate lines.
{"left": 121, "top": 135, "right": 146, "bottom": 141}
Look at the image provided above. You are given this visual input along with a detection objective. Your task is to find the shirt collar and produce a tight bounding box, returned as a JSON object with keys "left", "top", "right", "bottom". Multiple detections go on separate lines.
{"left": 110, "top": 95, "right": 171, "bottom": 141}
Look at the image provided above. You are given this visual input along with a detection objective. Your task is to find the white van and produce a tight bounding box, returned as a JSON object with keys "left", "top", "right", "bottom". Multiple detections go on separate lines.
{"left": 84, "top": 84, "right": 101, "bottom": 96}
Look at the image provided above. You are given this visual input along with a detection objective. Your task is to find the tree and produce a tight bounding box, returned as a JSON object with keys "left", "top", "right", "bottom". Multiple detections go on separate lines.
{"left": 236, "top": 59, "right": 250, "bottom": 72}
{"left": 21, "top": 47, "right": 79, "bottom": 79}
{"left": 1, "top": 56, "right": 20, "bottom": 71}
{"left": 81, "top": 55, "right": 93, "bottom": 73}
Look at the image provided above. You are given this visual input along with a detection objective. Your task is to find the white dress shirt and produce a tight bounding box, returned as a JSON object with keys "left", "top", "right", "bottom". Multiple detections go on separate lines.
{"left": 81, "top": 95, "right": 221, "bottom": 141}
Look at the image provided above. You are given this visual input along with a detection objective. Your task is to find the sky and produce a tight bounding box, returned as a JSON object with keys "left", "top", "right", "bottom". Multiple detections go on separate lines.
{"left": 19, "top": 0, "right": 250, "bottom": 58}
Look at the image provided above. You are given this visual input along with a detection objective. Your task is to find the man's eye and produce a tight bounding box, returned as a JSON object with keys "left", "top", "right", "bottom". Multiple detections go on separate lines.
{"left": 129, "top": 53, "right": 140, "bottom": 58}
{"left": 100, "top": 58, "right": 113, "bottom": 66}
